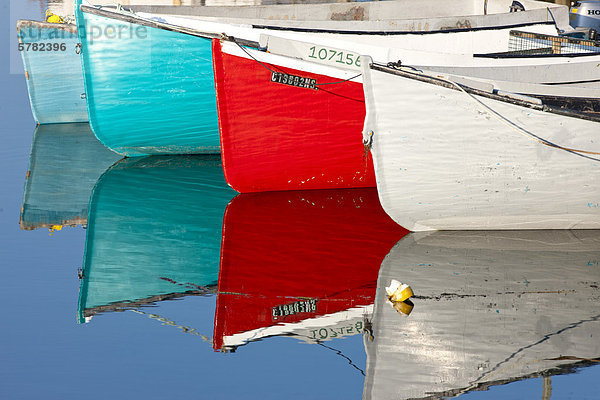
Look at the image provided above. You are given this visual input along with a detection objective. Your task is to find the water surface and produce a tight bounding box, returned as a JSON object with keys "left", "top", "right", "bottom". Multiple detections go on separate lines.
{"left": 1, "top": 2, "right": 599, "bottom": 399}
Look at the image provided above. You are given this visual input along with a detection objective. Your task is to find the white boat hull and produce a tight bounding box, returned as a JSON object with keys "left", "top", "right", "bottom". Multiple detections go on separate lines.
{"left": 361, "top": 61, "right": 600, "bottom": 231}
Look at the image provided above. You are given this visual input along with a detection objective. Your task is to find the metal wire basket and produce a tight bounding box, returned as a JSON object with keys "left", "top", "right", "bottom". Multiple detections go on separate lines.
{"left": 508, "top": 30, "right": 600, "bottom": 55}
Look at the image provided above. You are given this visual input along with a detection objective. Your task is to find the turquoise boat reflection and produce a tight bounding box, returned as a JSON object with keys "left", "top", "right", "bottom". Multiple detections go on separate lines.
{"left": 78, "top": 155, "right": 236, "bottom": 323}
{"left": 364, "top": 230, "right": 600, "bottom": 399}
{"left": 20, "top": 123, "right": 120, "bottom": 231}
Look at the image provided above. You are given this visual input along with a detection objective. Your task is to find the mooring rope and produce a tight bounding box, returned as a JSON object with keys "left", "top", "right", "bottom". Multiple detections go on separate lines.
{"left": 315, "top": 73, "right": 362, "bottom": 87}
{"left": 231, "top": 39, "right": 361, "bottom": 88}
{"left": 231, "top": 37, "right": 283, "bottom": 74}
{"left": 130, "top": 309, "right": 213, "bottom": 343}
{"left": 314, "top": 341, "right": 365, "bottom": 376}
{"left": 443, "top": 78, "right": 600, "bottom": 161}
{"left": 382, "top": 63, "right": 600, "bottom": 162}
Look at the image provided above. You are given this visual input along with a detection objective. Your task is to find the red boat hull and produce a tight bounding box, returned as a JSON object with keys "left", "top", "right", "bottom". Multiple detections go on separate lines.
{"left": 212, "top": 39, "right": 376, "bottom": 193}
{"left": 213, "top": 188, "right": 408, "bottom": 351}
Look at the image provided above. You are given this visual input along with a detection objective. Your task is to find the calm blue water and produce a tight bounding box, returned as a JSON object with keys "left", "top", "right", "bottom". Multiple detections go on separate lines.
{"left": 2, "top": 2, "right": 600, "bottom": 399}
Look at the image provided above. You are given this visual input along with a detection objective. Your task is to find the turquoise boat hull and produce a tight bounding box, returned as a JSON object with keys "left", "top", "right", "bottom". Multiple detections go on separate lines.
{"left": 78, "top": 155, "right": 236, "bottom": 323}
{"left": 20, "top": 123, "right": 120, "bottom": 231}
{"left": 17, "top": 20, "right": 88, "bottom": 124}
{"left": 75, "top": 1, "right": 220, "bottom": 156}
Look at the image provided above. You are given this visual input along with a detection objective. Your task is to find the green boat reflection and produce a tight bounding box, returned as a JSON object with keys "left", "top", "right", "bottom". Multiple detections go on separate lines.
{"left": 77, "top": 155, "right": 235, "bottom": 323}
{"left": 20, "top": 123, "right": 120, "bottom": 231}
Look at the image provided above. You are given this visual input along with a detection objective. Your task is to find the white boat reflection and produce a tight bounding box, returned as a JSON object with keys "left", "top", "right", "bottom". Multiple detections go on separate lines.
{"left": 364, "top": 230, "right": 600, "bottom": 399}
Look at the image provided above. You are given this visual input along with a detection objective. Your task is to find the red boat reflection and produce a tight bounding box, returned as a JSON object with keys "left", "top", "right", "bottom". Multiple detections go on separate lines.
{"left": 213, "top": 188, "right": 408, "bottom": 351}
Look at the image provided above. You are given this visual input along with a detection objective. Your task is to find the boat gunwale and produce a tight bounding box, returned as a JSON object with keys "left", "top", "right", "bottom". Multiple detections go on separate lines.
{"left": 79, "top": 4, "right": 261, "bottom": 48}
{"left": 473, "top": 51, "right": 600, "bottom": 58}
{"left": 369, "top": 62, "right": 600, "bottom": 123}
{"left": 17, "top": 19, "right": 77, "bottom": 34}
{"left": 82, "top": 2, "right": 559, "bottom": 36}
{"left": 249, "top": 20, "right": 557, "bottom": 35}
{"left": 81, "top": 286, "right": 217, "bottom": 319}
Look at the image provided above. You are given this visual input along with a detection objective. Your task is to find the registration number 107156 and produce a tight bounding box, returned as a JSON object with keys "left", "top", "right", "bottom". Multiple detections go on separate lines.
{"left": 307, "top": 46, "right": 361, "bottom": 68}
